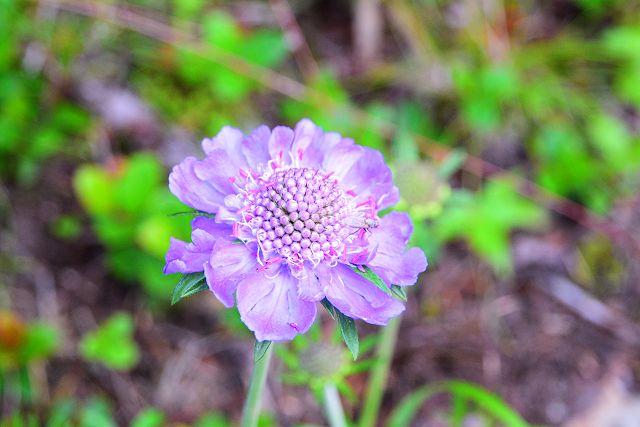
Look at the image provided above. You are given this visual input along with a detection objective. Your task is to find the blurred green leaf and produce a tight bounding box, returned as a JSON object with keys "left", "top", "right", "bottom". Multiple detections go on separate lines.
{"left": 74, "top": 166, "right": 114, "bottom": 215}
{"left": 388, "top": 380, "right": 529, "bottom": 427}
{"left": 202, "top": 11, "right": 242, "bottom": 51}
{"left": 136, "top": 215, "right": 174, "bottom": 258}
{"left": 18, "top": 323, "right": 59, "bottom": 364}
{"left": 79, "top": 398, "right": 116, "bottom": 427}
{"left": 240, "top": 30, "right": 288, "bottom": 67}
{"left": 131, "top": 408, "right": 166, "bottom": 427}
{"left": 193, "top": 413, "right": 231, "bottom": 427}
{"left": 51, "top": 215, "right": 83, "bottom": 240}
{"left": 79, "top": 312, "right": 139, "bottom": 370}
{"left": 114, "top": 153, "right": 163, "bottom": 214}
{"left": 46, "top": 399, "right": 76, "bottom": 427}
{"left": 435, "top": 179, "right": 545, "bottom": 273}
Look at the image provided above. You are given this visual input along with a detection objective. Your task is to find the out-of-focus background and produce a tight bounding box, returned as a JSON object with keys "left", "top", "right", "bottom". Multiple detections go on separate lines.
{"left": 2, "top": 0, "right": 640, "bottom": 425}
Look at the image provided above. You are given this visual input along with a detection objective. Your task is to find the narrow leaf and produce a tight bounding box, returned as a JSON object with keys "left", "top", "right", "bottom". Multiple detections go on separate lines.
{"left": 391, "top": 285, "right": 408, "bottom": 301}
{"left": 171, "top": 272, "right": 208, "bottom": 305}
{"left": 320, "top": 298, "right": 336, "bottom": 319}
{"left": 321, "top": 299, "right": 359, "bottom": 360}
{"left": 336, "top": 310, "right": 359, "bottom": 360}
{"left": 351, "top": 266, "right": 392, "bottom": 296}
{"left": 438, "top": 149, "right": 466, "bottom": 179}
{"left": 254, "top": 340, "right": 272, "bottom": 363}
{"left": 169, "top": 210, "right": 216, "bottom": 219}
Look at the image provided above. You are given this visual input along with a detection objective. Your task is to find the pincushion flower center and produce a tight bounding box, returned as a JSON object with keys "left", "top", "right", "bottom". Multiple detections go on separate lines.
{"left": 238, "top": 167, "right": 361, "bottom": 270}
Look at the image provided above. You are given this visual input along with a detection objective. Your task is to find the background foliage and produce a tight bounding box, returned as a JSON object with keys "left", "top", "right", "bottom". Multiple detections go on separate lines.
{"left": 2, "top": 0, "right": 640, "bottom": 425}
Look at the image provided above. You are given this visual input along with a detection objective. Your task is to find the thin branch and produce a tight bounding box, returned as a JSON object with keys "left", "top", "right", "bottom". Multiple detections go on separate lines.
{"left": 269, "top": 0, "right": 319, "bottom": 80}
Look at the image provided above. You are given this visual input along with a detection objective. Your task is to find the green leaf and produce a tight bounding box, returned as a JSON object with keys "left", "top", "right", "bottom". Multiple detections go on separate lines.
{"left": 193, "top": 413, "right": 231, "bottom": 427}
{"left": 46, "top": 399, "right": 75, "bottom": 427}
{"left": 73, "top": 165, "right": 114, "bottom": 215}
{"left": 171, "top": 272, "right": 208, "bottom": 305}
{"left": 254, "top": 341, "right": 272, "bottom": 363}
{"left": 79, "top": 398, "right": 116, "bottom": 427}
{"left": 350, "top": 266, "right": 392, "bottom": 296}
{"left": 18, "top": 323, "right": 59, "bottom": 363}
{"left": 438, "top": 149, "right": 467, "bottom": 179}
{"left": 391, "top": 285, "right": 407, "bottom": 301}
{"left": 131, "top": 408, "right": 166, "bottom": 427}
{"left": 79, "top": 312, "right": 139, "bottom": 370}
{"left": 320, "top": 299, "right": 359, "bottom": 360}
{"left": 114, "top": 153, "right": 162, "bottom": 214}
{"left": 169, "top": 210, "right": 216, "bottom": 219}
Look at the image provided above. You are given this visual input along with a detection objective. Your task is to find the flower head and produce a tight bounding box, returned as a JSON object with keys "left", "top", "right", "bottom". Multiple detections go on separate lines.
{"left": 165, "top": 119, "right": 427, "bottom": 341}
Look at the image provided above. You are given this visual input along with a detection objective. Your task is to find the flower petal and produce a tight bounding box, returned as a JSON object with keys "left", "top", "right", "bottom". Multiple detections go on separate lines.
{"left": 341, "top": 147, "right": 399, "bottom": 211}
{"left": 237, "top": 267, "right": 317, "bottom": 341}
{"left": 241, "top": 125, "right": 271, "bottom": 170}
{"left": 201, "top": 126, "right": 248, "bottom": 170}
{"left": 168, "top": 157, "right": 227, "bottom": 213}
{"left": 268, "top": 126, "right": 295, "bottom": 168}
{"left": 320, "top": 264, "right": 405, "bottom": 325}
{"left": 192, "top": 149, "right": 242, "bottom": 196}
{"left": 323, "top": 139, "right": 363, "bottom": 181}
{"left": 291, "top": 119, "right": 343, "bottom": 168}
{"left": 368, "top": 212, "right": 428, "bottom": 286}
{"left": 204, "top": 239, "right": 256, "bottom": 307}
{"left": 163, "top": 218, "right": 232, "bottom": 274}
{"left": 296, "top": 267, "right": 325, "bottom": 302}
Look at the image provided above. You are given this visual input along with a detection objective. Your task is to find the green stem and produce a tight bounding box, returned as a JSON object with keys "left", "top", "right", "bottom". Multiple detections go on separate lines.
{"left": 241, "top": 342, "right": 274, "bottom": 427}
{"left": 358, "top": 316, "right": 401, "bottom": 427}
{"left": 18, "top": 365, "right": 32, "bottom": 407}
{"left": 0, "top": 370, "right": 5, "bottom": 414}
{"left": 323, "top": 383, "right": 348, "bottom": 427}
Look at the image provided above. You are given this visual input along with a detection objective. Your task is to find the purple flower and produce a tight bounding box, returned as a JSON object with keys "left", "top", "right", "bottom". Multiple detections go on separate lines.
{"left": 165, "top": 119, "right": 427, "bottom": 341}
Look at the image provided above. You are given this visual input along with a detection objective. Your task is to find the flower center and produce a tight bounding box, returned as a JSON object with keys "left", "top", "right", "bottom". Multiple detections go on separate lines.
{"left": 239, "top": 167, "right": 359, "bottom": 269}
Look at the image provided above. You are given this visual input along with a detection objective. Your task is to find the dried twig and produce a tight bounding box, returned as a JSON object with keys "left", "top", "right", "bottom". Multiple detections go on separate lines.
{"left": 531, "top": 273, "right": 640, "bottom": 347}
{"left": 269, "top": 0, "right": 319, "bottom": 79}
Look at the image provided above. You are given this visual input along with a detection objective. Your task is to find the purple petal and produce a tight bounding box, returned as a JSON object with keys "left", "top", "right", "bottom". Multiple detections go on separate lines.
{"left": 368, "top": 212, "right": 428, "bottom": 286}
{"left": 241, "top": 125, "right": 271, "bottom": 169}
{"left": 322, "top": 139, "right": 363, "bottom": 181}
{"left": 204, "top": 239, "right": 256, "bottom": 308}
{"left": 237, "top": 267, "right": 317, "bottom": 341}
{"left": 268, "top": 126, "right": 295, "bottom": 168}
{"left": 168, "top": 157, "right": 228, "bottom": 213}
{"left": 341, "top": 147, "right": 400, "bottom": 211}
{"left": 192, "top": 149, "right": 242, "bottom": 197}
{"left": 291, "top": 119, "right": 343, "bottom": 168}
{"left": 296, "top": 268, "right": 325, "bottom": 302}
{"left": 320, "top": 264, "right": 405, "bottom": 325}
{"left": 163, "top": 218, "right": 232, "bottom": 274}
{"left": 201, "top": 126, "right": 248, "bottom": 169}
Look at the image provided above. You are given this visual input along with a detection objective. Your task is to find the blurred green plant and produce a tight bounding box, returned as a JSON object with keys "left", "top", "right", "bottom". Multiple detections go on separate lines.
{"left": 278, "top": 322, "right": 377, "bottom": 409}
{"left": 0, "top": 0, "right": 92, "bottom": 186}
{"left": 79, "top": 312, "right": 139, "bottom": 371}
{"left": 0, "top": 399, "right": 239, "bottom": 427}
{"left": 134, "top": 9, "right": 289, "bottom": 135}
{"left": 434, "top": 178, "right": 546, "bottom": 273}
{"left": 73, "top": 153, "right": 192, "bottom": 299}
{"left": 387, "top": 380, "right": 530, "bottom": 427}
{"left": 0, "top": 311, "right": 59, "bottom": 407}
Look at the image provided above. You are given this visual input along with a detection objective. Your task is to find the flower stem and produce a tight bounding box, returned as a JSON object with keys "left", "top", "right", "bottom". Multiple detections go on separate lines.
{"left": 241, "top": 342, "right": 274, "bottom": 427}
{"left": 323, "top": 382, "right": 348, "bottom": 427}
{"left": 358, "top": 316, "right": 401, "bottom": 427}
